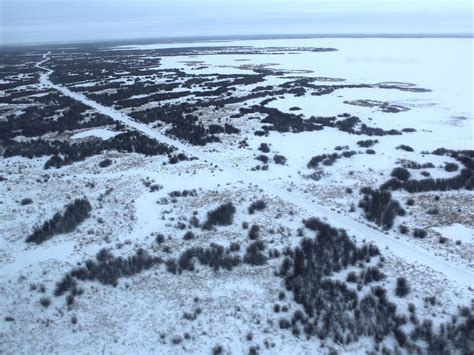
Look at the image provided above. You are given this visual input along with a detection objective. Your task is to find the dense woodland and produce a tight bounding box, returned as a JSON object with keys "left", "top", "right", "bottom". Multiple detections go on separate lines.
{"left": 3, "top": 131, "right": 174, "bottom": 169}
{"left": 280, "top": 218, "right": 473, "bottom": 353}
{"left": 381, "top": 149, "right": 474, "bottom": 193}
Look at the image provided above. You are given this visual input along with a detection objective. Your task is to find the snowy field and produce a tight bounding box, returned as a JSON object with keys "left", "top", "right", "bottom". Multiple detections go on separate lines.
{"left": 1, "top": 37, "right": 473, "bottom": 354}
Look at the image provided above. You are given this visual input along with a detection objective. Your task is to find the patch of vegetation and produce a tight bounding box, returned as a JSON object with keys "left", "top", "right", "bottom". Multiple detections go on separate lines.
{"left": 168, "top": 243, "right": 241, "bottom": 273}
{"left": 273, "top": 154, "right": 287, "bottom": 165}
{"left": 413, "top": 229, "right": 427, "bottom": 239}
{"left": 395, "top": 277, "right": 410, "bottom": 297}
{"left": 248, "top": 224, "right": 261, "bottom": 240}
{"left": 397, "top": 144, "right": 414, "bottom": 152}
{"left": 26, "top": 199, "right": 92, "bottom": 244}
{"left": 444, "top": 162, "right": 459, "bottom": 172}
{"left": 248, "top": 200, "right": 267, "bottom": 214}
{"left": 203, "top": 202, "right": 236, "bottom": 230}
{"left": 357, "top": 139, "right": 378, "bottom": 148}
{"left": 391, "top": 167, "right": 411, "bottom": 181}
{"left": 258, "top": 143, "right": 270, "bottom": 153}
{"left": 55, "top": 248, "right": 161, "bottom": 296}
{"left": 243, "top": 240, "right": 267, "bottom": 266}
{"left": 20, "top": 198, "right": 33, "bottom": 205}
{"left": 358, "top": 188, "right": 405, "bottom": 230}
{"left": 4, "top": 131, "right": 173, "bottom": 170}
{"left": 307, "top": 151, "right": 357, "bottom": 168}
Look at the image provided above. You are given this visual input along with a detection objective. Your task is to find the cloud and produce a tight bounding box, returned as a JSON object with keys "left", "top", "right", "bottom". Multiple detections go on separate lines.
{"left": 1, "top": 0, "right": 472, "bottom": 45}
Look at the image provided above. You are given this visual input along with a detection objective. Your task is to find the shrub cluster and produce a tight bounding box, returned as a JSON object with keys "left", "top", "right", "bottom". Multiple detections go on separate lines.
{"left": 357, "top": 139, "right": 378, "bottom": 148}
{"left": 168, "top": 243, "right": 241, "bottom": 273}
{"left": 398, "top": 160, "right": 434, "bottom": 170}
{"left": 279, "top": 219, "right": 410, "bottom": 344}
{"left": 391, "top": 167, "right": 411, "bottom": 181}
{"left": 26, "top": 199, "right": 92, "bottom": 244}
{"left": 396, "top": 145, "right": 414, "bottom": 152}
{"left": 258, "top": 143, "right": 270, "bottom": 153}
{"left": 248, "top": 200, "right": 266, "bottom": 214}
{"left": 248, "top": 224, "right": 260, "bottom": 240}
{"left": 273, "top": 155, "right": 287, "bottom": 165}
{"left": 203, "top": 202, "right": 236, "bottom": 230}
{"left": 279, "top": 218, "right": 472, "bottom": 353}
{"left": 358, "top": 188, "right": 405, "bottom": 230}
{"left": 307, "top": 151, "right": 357, "bottom": 168}
{"left": 55, "top": 248, "right": 161, "bottom": 296}
{"left": 243, "top": 240, "right": 267, "bottom": 265}
{"left": 4, "top": 131, "right": 173, "bottom": 170}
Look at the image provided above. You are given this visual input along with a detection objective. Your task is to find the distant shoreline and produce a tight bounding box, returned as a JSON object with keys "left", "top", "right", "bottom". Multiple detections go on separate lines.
{"left": 1, "top": 33, "right": 473, "bottom": 50}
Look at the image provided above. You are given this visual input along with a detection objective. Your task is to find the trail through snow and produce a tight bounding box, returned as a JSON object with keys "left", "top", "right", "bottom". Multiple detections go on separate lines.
{"left": 35, "top": 53, "right": 474, "bottom": 288}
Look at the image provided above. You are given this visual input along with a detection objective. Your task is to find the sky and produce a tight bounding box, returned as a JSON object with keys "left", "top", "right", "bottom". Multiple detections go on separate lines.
{"left": 1, "top": 0, "right": 473, "bottom": 45}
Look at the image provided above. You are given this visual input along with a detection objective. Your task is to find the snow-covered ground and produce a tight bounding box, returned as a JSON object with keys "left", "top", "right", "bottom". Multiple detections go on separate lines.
{"left": 70, "top": 128, "right": 119, "bottom": 140}
{"left": 1, "top": 38, "right": 473, "bottom": 354}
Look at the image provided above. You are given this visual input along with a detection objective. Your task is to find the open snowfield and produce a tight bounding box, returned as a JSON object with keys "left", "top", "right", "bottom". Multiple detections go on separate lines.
{"left": 1, "top": 37, "right": 473, "bottom": 354}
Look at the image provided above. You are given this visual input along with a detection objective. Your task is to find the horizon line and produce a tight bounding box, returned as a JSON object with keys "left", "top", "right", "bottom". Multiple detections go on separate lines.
{"left": 2, "top": 32, "right": 473, "bottom": 49}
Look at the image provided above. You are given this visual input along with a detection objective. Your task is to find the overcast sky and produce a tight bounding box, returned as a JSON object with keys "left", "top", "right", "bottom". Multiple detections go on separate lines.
{"left": 1, "top": 0, "right": 473, "bottom": 45}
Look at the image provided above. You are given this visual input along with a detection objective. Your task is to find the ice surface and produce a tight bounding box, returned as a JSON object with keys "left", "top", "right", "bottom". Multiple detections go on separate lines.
{"left": 70, "top": 128, "right": 118, "bottom": 140}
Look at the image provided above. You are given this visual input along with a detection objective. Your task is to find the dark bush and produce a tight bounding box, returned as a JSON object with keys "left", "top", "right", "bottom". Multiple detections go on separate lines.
{"left": 183, "top": 231, "right": 195, "bottom": 240}
{"left": 391, "top": 167, "right": 411, "bottom": 181}
{"left": 413, "top": 229, "right": 427, "bottom": 238}
{"left": 248, "top": 200, "right": 266, "bottom": 214}
{"left": 399, "top": 160, "right": 434, "bottom": 169}
{"left": 258, "top": 143, "right": 270, "bottom": 153}
{"left": 381, "top": 150, "right": 474, "bottom": 193}
{"left": 357, "top": 139, "right": 378, "bottom": 148}
{"left": 397, "top": 145, "right": 414, "bottom": 152}
{"left": 346, "top": 272, "right": 358, "bottom": 283}
{"left": 172, "top": 243, "right": 241, "bottom": 273}
{"left": 398, "top": 225, "right": 409, "bottom": 234}
{"left": 273, "top": 155, "right": 287, "bottom": 165}
{"left": 361, "top": 266, "right": 385, "bottom": 284}
{"left": 395, "top": 277, "right": 410, "bottom": 297}
{"left": 55, "top": 248, "right": 161, "bottom": 296}
{"left": 444, "top": 163, "right": 459, "bottom": 172}
{"left": 203, "top": 202, "right": 236, "bottom": 229}
{"left": 98, "top": 158, "right": 112, "bottom": 168}
{"left": 308, "top": 151, "right": 356, "bottom": 168}
{"left": 229, "top": 242, "right": 240, "bottom": 252}
{"left": 248, "top": 224, "right": 260, "bottom": 240}
{"left": 243, "top": 241, "right": 267, "bottom": 265}
{"left": 40, "top": 296, "right": 51, "bottom": 308}
{"left": 156, "top": 234, "right": 165, "bottom": 244}
{"left": 20, "top": 198, "right": 33, "bottom": 205}
{"left": 66, "top": 294, "right": 75, "bottom": 306}
{"left": 279, "top": 318, "right": 291, "bottom": 329}
{"left": 393, "top": 327, "right": 407, "bottom": 347}
{"left": 26, "top": 198, "right": 92, "bottom": 244}
{"left": 256, "top": 154, "right": 269, "bottom": 164}
{"left": 213, "top": 345, "right": 224, "bottom": 355}
{"left": 358, "top": 188, "right": 405, "bottom": 230}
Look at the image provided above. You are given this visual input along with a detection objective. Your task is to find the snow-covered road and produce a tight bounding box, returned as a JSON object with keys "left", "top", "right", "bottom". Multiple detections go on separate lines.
{"left": 35, "top": 53, "right": 474, "bottom": 288}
